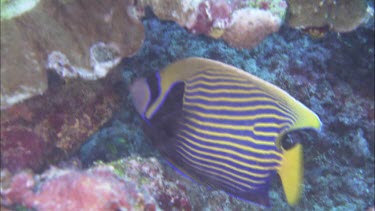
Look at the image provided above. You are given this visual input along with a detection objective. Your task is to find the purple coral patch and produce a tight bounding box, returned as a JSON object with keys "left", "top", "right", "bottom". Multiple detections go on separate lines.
{"left": 1, "top": 127, "right": 47, "bottom": 173}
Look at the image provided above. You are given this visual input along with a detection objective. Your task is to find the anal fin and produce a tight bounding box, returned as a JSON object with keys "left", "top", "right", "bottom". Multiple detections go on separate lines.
{"left": 278, "top": 143, "right": 303, "bottom": 206}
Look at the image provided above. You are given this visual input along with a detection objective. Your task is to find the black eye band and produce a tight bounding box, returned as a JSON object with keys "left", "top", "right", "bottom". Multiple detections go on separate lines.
{"left": 146, "top": 72, "right": 160, "bottom": 109}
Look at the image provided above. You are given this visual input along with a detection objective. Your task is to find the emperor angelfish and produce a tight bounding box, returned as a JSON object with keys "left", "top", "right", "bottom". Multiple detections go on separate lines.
{"left": 130, "top": 57, "right": 322, "bottom": 207}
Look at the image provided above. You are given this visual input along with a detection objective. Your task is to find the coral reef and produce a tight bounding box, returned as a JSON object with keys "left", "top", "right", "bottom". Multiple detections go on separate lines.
{"left": 1, "top": 155, "right": 268, "bottom": 210}
{"left": 1, "top": 157, "right": 191, "bottom": 211}
{"left": 1, "top": 0, "right": 370, "bottom": 109}
{"left": 1, "top": 0, "right": 144, "bottom": 109}
{"left": 1, "top": 0, "right": 289, "bottom": 109}
{"left": 136, "top": 0, "right": 286, "bottom": 48}
{"left": 0, "top": 0, "right": 289, "bottom": 175}
{"left": 0, "top": 0, "right": 288, "bottom": 174}
{"left": 1, "top": 71, "right": 122, "bottom": 173}
{"left": 108, "top": 157, "right": 191, "bottom": 211}
{"left": 248, "top": 0, "right": 287, "bottom": 18}
{"left": 1, "top": 167, "right": 147, "bottom": 210}
{"left": 287, "top": 0, "right": 371, "bottom": 32}
{"left": 1, "top": 0, "right": 374, "bottom": 210}
{"left": 1, "top": 126, "right": 49, "bottom": 173}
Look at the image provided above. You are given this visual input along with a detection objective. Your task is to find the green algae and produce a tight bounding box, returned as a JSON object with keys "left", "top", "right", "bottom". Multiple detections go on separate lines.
{"left": 248, "top": 0, "right": 287, "bottom": 20}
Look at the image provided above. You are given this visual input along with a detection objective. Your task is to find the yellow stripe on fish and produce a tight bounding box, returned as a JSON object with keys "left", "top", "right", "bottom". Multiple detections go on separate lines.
{"left": 183, "top": 108, "right": 294, "bottom": 122}
{"left": 177, "top": 133, "right": 281, "bottom": 171}
{"left": 178, "top": 128, "right": 284, "bottom": 163}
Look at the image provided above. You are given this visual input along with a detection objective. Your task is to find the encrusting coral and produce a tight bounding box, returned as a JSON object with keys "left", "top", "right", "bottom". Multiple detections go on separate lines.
{"left": 1, "top": 0, "right": 144, "bottom": 109}
{"left": 287, "top": 0, "right": 371, "bottom": 32}
{"left": 223, "top": 7, "right": 281, "bottom": 48}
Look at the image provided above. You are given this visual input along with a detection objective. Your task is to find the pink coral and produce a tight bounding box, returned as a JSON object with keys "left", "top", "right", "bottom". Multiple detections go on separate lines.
{"left": 190, "top": 0, "right": 232, "bottom": 34}
{"left": 222, "top": 8, "right": 281, "bottom": 49}
{"left": 113, "top": 157, "right": 192, "bottom": 211}
{"left": 1, "top": 171, "right": 34, "bottom": 205}
{"left": 1, "top": 157, "right": 191, "bottom": 211}
{"left": 2, "top": 167, "right": 139, "bottom": 210}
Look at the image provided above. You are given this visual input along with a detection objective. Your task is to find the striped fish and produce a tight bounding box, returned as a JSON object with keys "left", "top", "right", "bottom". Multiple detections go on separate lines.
{"left": 130, "top": 57, "right": 322, "bottom": 207}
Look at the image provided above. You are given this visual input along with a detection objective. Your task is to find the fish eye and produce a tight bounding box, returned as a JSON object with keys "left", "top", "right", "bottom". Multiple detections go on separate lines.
{"left": 280, "top": 130, "right": 306, "bottom": 150}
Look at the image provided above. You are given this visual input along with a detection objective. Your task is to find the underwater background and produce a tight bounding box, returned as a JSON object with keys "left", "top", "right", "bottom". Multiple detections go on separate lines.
{"left": 82, "top": 13, "right": 375, "bottom": 211}
{"left": 1, "top": 0, "right": 374, "bottom": 210}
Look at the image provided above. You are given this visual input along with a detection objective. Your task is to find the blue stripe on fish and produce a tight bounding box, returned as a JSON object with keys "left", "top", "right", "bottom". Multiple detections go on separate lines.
{"left": 178, "top": 127, "right": 283, "bottom": 161}
{"left": 176, "top": 133, "right": 281, "bottom": 171}
{"left": 184, "top": 103, "right": 293, "bottom": 118}
{"left": 183, "top": 110, "right": 293, "bottom": 128}
{"left": 176, "top": 143, "right": 273, "bottom": 181}
{"left": 187, "top": 79, "right": 257, "bottom": 89}
{"left": 182, "top": 117, "right": 281, "bottom": 143}
{"left": 188, "top": 72, "right": 252, "bottom": 83}
{"left": 176, "top": 143, "right": 271, "bottom": 189}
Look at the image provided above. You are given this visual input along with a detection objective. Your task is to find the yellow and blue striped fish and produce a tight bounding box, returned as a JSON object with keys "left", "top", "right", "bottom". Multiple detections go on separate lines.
{"left": 130, "top": 57, "right": 322, "bottom": 207}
